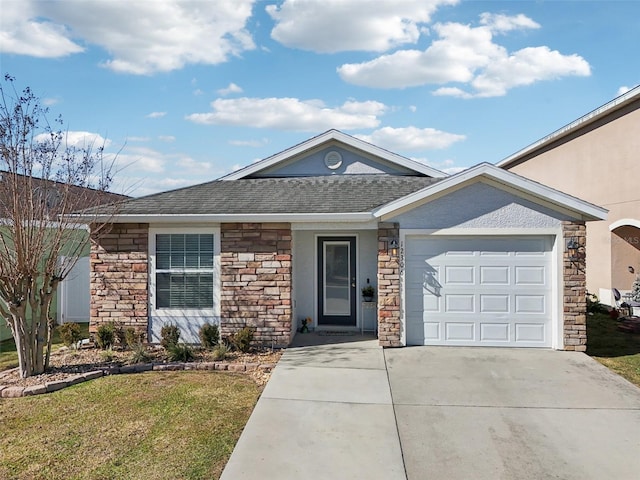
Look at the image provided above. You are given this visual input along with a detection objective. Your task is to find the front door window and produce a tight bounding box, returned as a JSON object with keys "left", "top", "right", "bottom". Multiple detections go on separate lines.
{"left": 318, "top": 237, "right": 356, "bottom": 326}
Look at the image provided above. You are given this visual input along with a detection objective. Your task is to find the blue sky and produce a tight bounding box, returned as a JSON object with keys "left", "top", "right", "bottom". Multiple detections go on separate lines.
{"left": 1, "top": 0, "right": 638, "bottom": 196}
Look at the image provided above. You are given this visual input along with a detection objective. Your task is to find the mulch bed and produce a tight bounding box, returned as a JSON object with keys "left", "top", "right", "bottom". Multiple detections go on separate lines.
{"left": 0, "top": 344, "right": 282, "bottom": 397}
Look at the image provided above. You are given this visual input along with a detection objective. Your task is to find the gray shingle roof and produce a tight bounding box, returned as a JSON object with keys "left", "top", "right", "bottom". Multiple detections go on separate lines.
{"left": 108, "top": 175, "right": 441, "bottom": 215}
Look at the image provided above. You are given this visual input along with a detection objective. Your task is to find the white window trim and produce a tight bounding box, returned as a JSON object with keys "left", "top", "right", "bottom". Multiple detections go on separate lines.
{"left": 149, "top": 226, "right": 221, "bottom": 318}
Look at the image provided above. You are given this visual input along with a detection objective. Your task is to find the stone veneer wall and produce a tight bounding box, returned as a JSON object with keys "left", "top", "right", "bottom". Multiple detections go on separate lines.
{"left": 562, "top": 221, "right": 587, "bottom": 351}
{"left": 220, "top": 223, "right": 292, "bottom": 347}
{"left": 377, "top": 222, "right": 402, "bottom": 347}
{"left": 90, "top": 223, "right": 149, "bottom": 339}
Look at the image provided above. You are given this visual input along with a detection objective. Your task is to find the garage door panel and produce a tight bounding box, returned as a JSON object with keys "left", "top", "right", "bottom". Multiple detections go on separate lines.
{"left": 515, "top": 295, "right": 546, "bottom": 314}
{"left": 445, "top": 322, "right": 475, "bottom": 341}
{"left": 515, "top": 266, "right": 545, "bottom": 284}
{"left": 480, "top": 294, "right": 510, "bottom": 313}
{"left": 480, "top": 323, "right": 510, "bottom": 342}
{"left": 480, "top": 266, "right": 510, "bottom": 284}
{"left": 515, "top": 323, "right": 546, "bottom": 343}
{"left": 405, "top": 236, "right": 553, "bottom": 348}
{"left": 445, "top": 294, "right": 475, "bottom": 313}
{"left": 444, "top": 265, "right": 474, "bottom": 285}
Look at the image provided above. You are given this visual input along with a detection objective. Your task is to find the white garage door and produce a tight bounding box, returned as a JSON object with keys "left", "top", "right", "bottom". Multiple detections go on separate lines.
{"left": 405, "top": 236, "right": 553, "bottom": 347}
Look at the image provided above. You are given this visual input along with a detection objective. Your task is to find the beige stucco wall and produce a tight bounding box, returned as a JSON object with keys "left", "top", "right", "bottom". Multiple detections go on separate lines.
{"left": 506, "top": 103, "right": 640, "bottom": 303}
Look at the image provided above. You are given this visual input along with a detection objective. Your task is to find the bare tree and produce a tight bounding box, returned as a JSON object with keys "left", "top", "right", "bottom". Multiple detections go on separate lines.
{"left": 0, "top": 75, "right": 120, "bottom": 378}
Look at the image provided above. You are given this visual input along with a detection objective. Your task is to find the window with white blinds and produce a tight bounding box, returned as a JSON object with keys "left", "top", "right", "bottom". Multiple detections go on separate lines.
{"left": 155, "top": 233, "right": 214, "bottom": 309}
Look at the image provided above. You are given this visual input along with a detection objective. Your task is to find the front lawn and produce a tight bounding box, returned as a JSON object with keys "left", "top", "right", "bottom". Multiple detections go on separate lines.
{"left": 586, "top": 312, "right": 640, "bottom": 387}
{"left": 0, "top": 371, "right": 261, "bottom": 480}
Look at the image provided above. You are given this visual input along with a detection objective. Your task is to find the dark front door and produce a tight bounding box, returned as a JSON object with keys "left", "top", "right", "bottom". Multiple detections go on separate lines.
{"left": 317, "top": 236, "right": 357, "bottom": 326}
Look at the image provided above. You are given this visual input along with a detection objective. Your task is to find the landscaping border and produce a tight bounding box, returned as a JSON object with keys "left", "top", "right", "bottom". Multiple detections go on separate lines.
{"left": 0, "top": 361, "right": 277, "bottom": 398}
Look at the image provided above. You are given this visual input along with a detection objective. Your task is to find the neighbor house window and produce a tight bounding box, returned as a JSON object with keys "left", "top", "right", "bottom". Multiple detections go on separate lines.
{"left": 155, "top": 234, "right": 214, "bottom": 309}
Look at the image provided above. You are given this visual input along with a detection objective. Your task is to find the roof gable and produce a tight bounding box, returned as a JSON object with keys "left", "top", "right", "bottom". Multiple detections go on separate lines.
{"left": 221, "top": 130, "right": 446, "bottom": 180}
{"left": 374, "top": 163, "right": 607, "bottom": 222}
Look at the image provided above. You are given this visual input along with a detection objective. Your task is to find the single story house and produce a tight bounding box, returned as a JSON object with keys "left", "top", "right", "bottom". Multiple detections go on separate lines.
{"left": 498, "top": 86, "right": 640, "bottom": 305}
{"left": 86, "top": 130, "right": 606, "bottom": 351}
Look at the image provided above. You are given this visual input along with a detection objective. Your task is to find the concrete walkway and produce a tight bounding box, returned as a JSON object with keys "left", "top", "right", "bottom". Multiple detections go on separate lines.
{"left": 222, "top": 338, "right": 640, "bottom": 480}
{"left": 220, "top": 334, "right": 405, "bottom": 480}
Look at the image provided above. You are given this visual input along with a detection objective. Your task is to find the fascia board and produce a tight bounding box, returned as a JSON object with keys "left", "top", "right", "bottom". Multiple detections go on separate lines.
{"left": 68, "top": 212, "right": 376, "bottom": 224}
{"left": 221, "top": 130, "right": 446, "bottom": 180}
{"left": 374, "top": 163, "right": 608, "bottom": 221}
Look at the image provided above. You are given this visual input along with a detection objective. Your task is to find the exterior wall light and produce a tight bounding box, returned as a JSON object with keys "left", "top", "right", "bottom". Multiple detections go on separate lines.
{"left": 389, "top": 238, "right": 399, "bottom": 256}
{"left": 566, "top": 238, "right": 585, "bottom": 263}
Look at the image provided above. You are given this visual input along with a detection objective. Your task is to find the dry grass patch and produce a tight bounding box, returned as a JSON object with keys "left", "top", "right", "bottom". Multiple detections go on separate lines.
{"left": 0, "top": 371, "right": 261, "bottom": 480}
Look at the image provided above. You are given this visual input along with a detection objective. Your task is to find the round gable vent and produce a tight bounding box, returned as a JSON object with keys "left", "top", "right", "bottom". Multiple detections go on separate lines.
{"left": 324, "top": 151, "right": 343, "bottom": 170}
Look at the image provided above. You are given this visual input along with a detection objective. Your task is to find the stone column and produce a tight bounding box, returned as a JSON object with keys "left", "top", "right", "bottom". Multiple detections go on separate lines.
{"left": 377, "top": 222, "right": 402, "bottom": 347}
{"left": 220, "top": 223, "right": 292, "bottom": 347}
{"left": 90, "top": 223, "right": 149, "bottom": 340}
{"left": 562, "top": 221, "right": 587, "bottom": 351}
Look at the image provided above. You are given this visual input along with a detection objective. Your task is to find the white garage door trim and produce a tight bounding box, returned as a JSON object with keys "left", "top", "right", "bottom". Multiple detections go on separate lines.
{"left": 401, "top": 229, "right": 562, "bottom": 349}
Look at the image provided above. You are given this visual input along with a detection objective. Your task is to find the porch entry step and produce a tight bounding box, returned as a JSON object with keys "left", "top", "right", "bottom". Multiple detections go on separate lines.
{"left": 317, "top": 331, "right": 357, "bottom": 336}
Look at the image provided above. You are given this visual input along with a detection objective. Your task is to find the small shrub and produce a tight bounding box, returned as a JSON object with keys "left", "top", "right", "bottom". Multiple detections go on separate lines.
{"left": 211, "top": 342, "right": 229, "bottom": 361}
{"left": 100, "top": 348, "right": 116, "bottom": 362}
{"left": 114, "top": 323, "right": 127, "bottom": 346}
{"left": 57, "top": 322, "right": 82, "bottom": 348}
{"left": 130, "top": 344, "right": 151, "bottom": 364}
{"left": 199, "top": 323, "right": 220, "bottom": 348}
{"left": 228, "top": 327, "right": 254, "bottom": 353}
{"left": 125, "top": 327, "right": 144, "bottom": 348}
{"left": 96, "top": 323, "right": 116, "bottom": 350}
{"left": 160, "top": 325, "right": 180, "bottom": 349}
{"left": 167, "top": 343, "right": 195, "bottom": 362}
{"left": 586, "top": 292, "right": 607, "bottom": 314}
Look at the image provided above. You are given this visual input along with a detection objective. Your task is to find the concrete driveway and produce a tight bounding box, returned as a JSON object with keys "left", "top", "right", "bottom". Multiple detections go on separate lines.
{"left": 221, "top": 337, "right": 640, "bottom": 480}
{"left": 386, "top": 347, "right": 640, "bottom": 480}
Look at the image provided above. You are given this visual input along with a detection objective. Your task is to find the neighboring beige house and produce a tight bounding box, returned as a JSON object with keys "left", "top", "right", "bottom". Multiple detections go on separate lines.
{"left": 498, "top": 86, "right": 640, "bottom": 305}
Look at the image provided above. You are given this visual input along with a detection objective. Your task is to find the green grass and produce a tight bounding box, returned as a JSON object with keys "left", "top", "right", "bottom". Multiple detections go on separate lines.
{"left": 0, "top": 322, "right": 90, "bottom": 371}
{"left": 586, "top": 312, "right": 640, "bottom": 387}
{"left": 0, "top": 371, "right": 261, "bottom": 480}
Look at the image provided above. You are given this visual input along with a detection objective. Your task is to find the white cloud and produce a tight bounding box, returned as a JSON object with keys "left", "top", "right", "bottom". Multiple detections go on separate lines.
{"left": 34, "top": 131, "right": 110, "bottom": 150}
{"left": 356, "top": 126, "right": 465, "bottom": 151}
{"left": 158, "top": 135, "right": 176, "bottom": 142}
{"left": 0, "top": 0, "right": 83, "bottom": 57}
{"left": 42, "top": 97, "right": 61, "bottom": 106}
{"left": 468, "top": 46, "right": 591, "bottom": 98}
{"left": 218, "top": 83, "right": 243, "bottom": 96}
{"left": 338, "top": 14, "right": 590, "bottom": 97}
{"left": 186, "top": 97, "right": 387, "bottom": 131}
{"left": 479, "top": 13, "right": 540, "bottom": 33}
{"left": 229, "top": 138, "right": 270, "bottom": 147}
{"left": 113, "top": 146, "right": 167, "bottom": 174}
{"left": 110, "top": 147, "right": 224, "bottom": 196}
{"left": 267, "top": 0, "right": 458, "bottom": 53}
{"left": 176, "top": 157, "right": 213, "bottom": 175}
{"left": 146, "top": 111, "right": 167, "bottom": 119}
{"left": 411, "top": 157, "right": 466, "bottom": 175}
{"left": 2, "top": 0, "right": 255, "bottom": 74}
{"left": 617, "top": 85, "right": 636, "bottom": 96}
{"left": 63, "top": 131, "right": 111, "bottom": 149}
